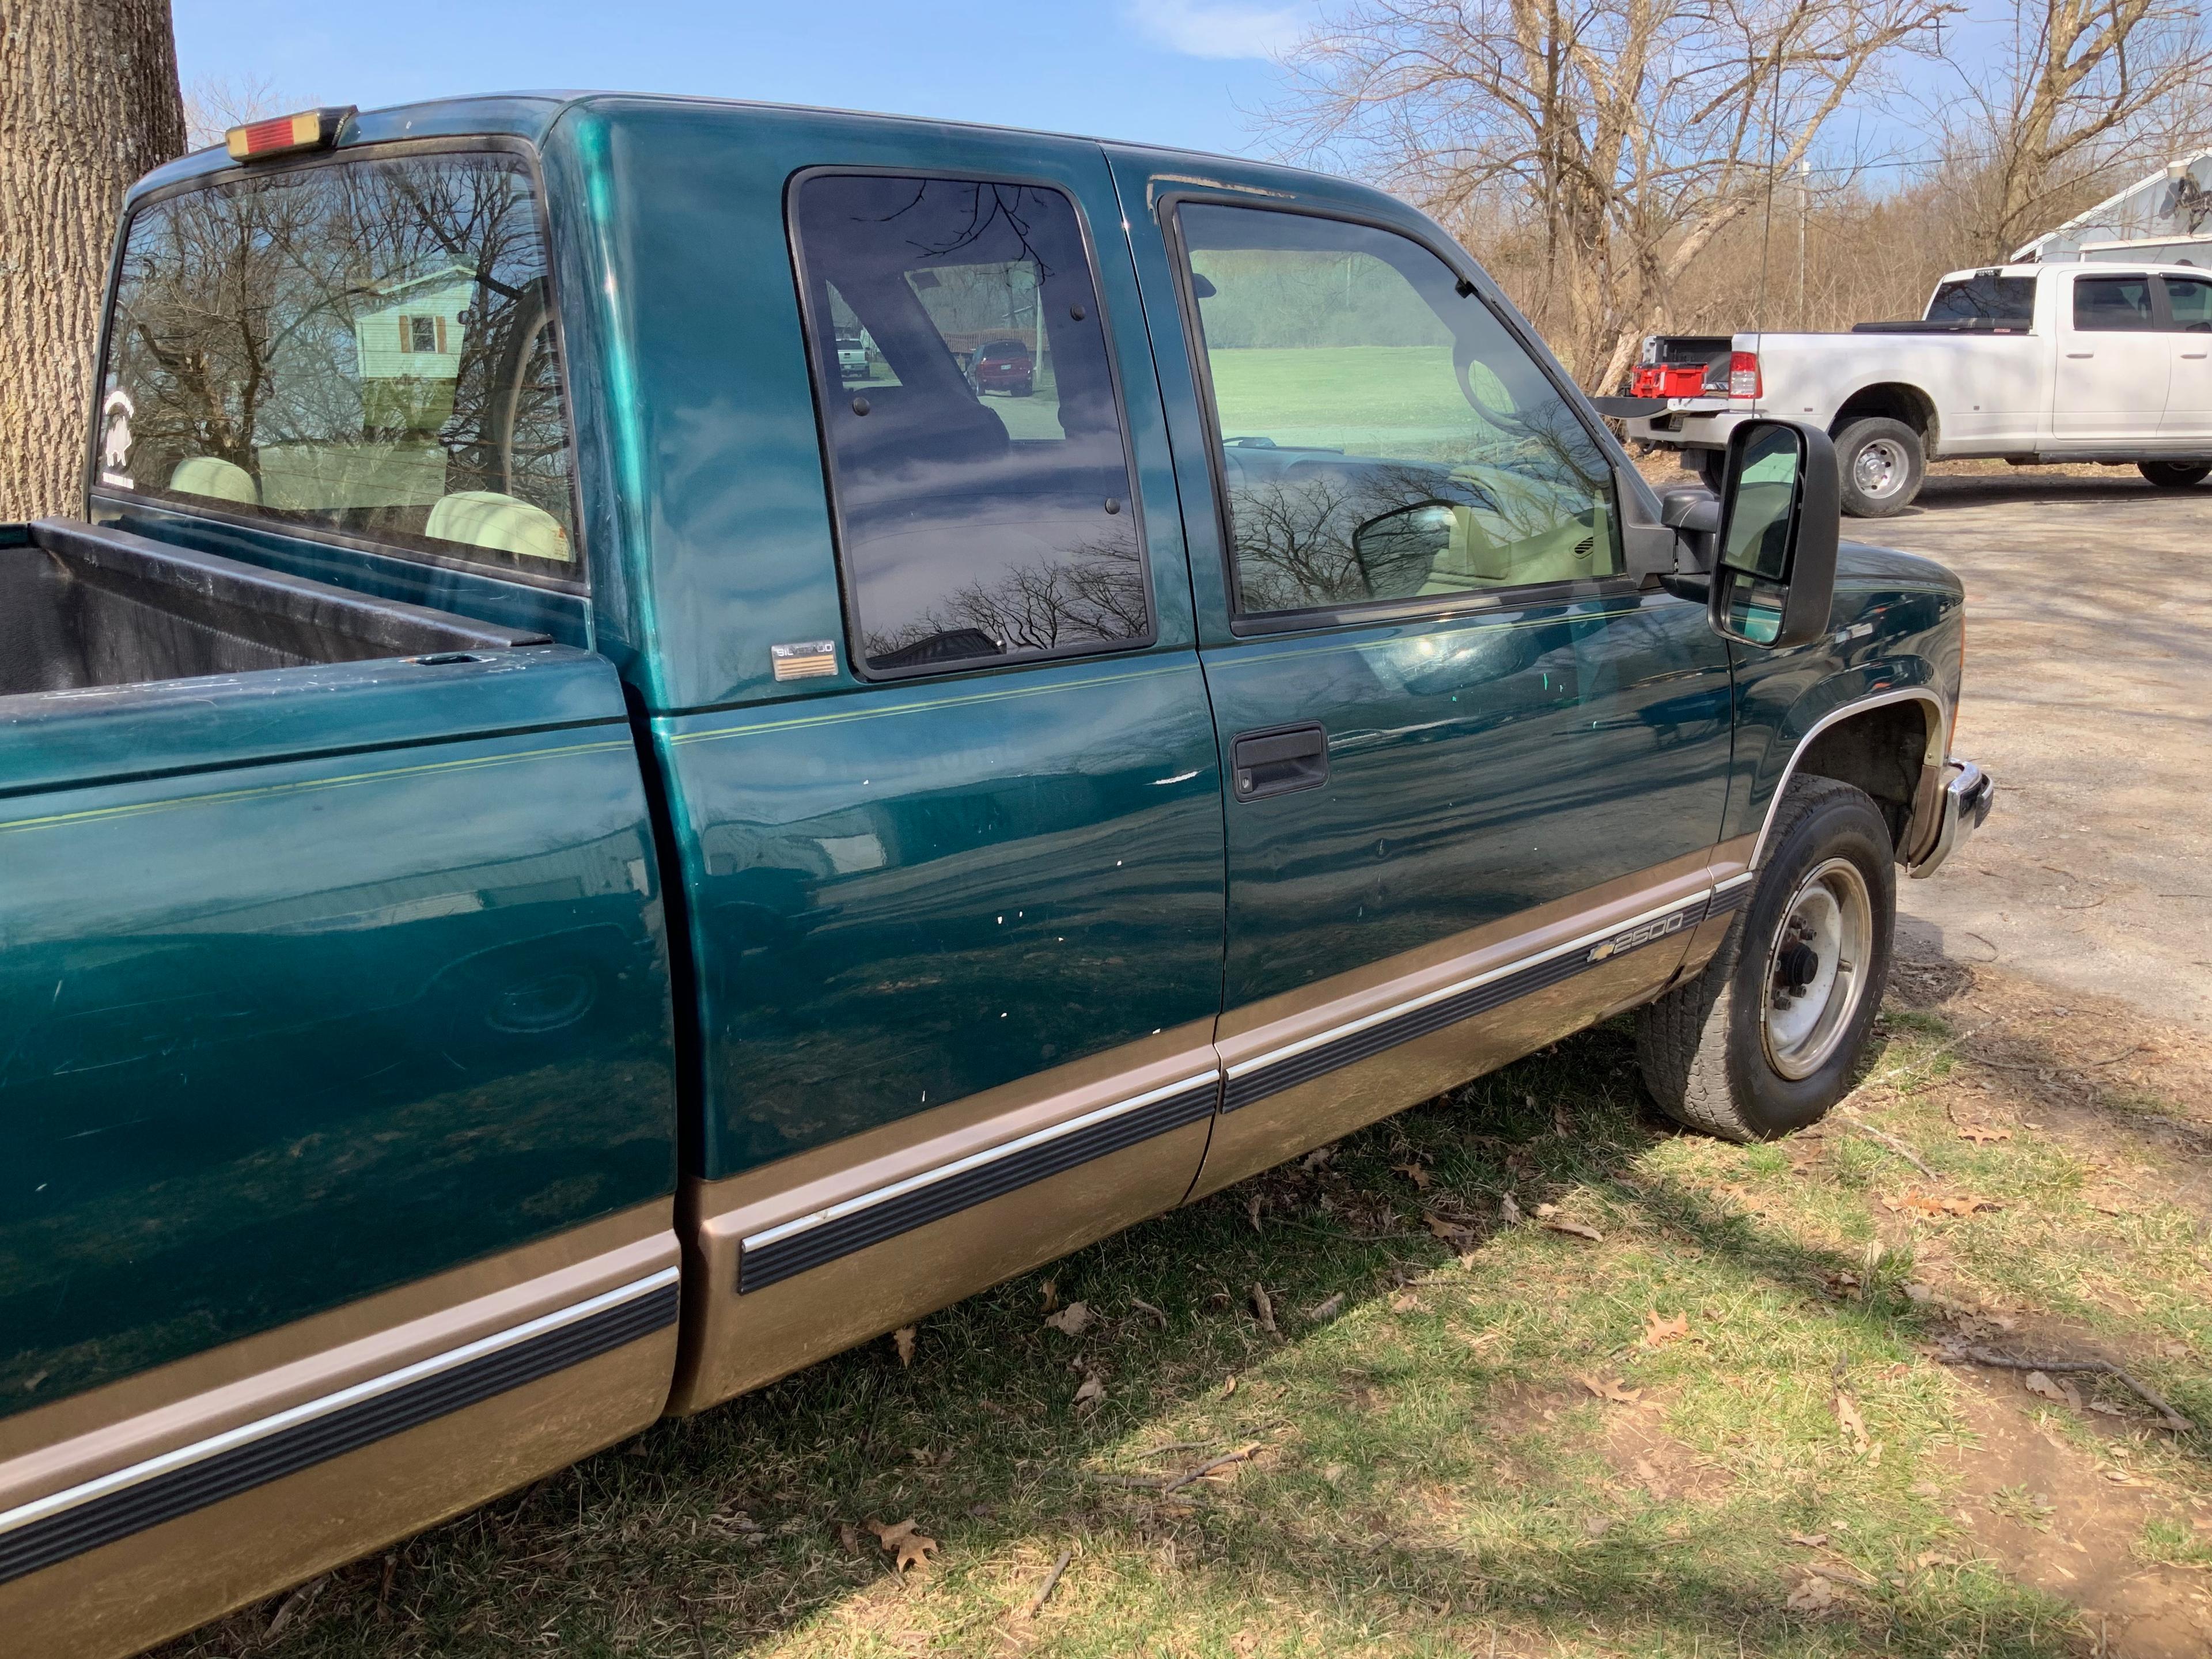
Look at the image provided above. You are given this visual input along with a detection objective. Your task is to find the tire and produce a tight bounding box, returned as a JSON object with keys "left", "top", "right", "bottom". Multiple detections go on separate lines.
{"left": 2139, "top": 460, "right": 2211, "bottom": 488}
{"left": 1637, "top": 777, "right": 1895, "bottom": 1141}
{"left": 1833, "top": 417, "right": 1925, "bottom": 517}
{"left": 1690, "top": 449, "right": 1726, "bottom": 493}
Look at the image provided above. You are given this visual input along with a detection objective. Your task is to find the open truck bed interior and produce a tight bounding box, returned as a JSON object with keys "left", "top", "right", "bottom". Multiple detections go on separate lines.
{"left": 0, "top": 519, "right": 549, "bottom": 698}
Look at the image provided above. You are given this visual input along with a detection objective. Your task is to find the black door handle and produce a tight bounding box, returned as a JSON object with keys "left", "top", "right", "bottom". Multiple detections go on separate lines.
{"left": 1232, "top": 723, "right": 1328, "bottom": 801}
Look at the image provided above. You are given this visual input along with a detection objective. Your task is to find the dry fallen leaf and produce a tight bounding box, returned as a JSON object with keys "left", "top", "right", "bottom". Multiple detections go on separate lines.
{"left": 1221, "top": 1373, "right": 1238, "bottom": 1397}
{"left": 1305, "top": 1292, "right": 1346, "bottom": 1322}
{"left": 1786, "top": 1574, "right": 1836, "bottom": 1614}
{"left": 2024, "top": 1370, "right": 2083, "bottom": 1410}
{"left": 1039, "top": 1278, "right": 1059, "bottom": 1314}
{"left": 1251, "top": 1283, "right": 1277, "bottom": 1334}
{"left": 1883, "top": 1188, "right": 2002, "bottom": 1219}
{"left": 1389, "top": 1291, "right": 1421, "bottom": 1315}
{"left": 1642, "top": 1310, "right": 1689, "bottom": 1348}
{"left": 1956, "top": 1123, "right": 2013, "bottom": 1145}
{"left": 1301, "top": 1145, "right": 1337, "bottom": 1172}
{"left": 1835, "top": 1392, "right": 1872, "bottom": 1456}
{"left": 837, "top": 1521, "right": 865, "bottom": 1553}
{"left": 1044, "top": 1301, "right": 1092, "bottom": 1338}
{"left": 1499, "top": 1192, "right": 1524, "bottom": 1225}
{"left": 1246, "top": 1192, "right": 1264, "bottom": 1233}
{"left": 865, "top": 1517, "right": 940, "bottom": 1573}
{"left": 1787, "top": 1532, "right": 1830, "bottom": 1548}
{"left": 1533, "top": 1202, "right": 1560, "bottom": 1218}
{"left": 892, "top": 1325, "right": 916, "bottom": 1368}
{"left": 1392, "top": 1161, "right": 1433, "bottom": 1191}
{"left": 1584, "top": 1515, "right": 1615, "bottom": 1538}
{"left": 1542, "top": 1218, "right": 1603, "bottom": 1242}
{"left": 1425, "top": 1213, "right": 1475, "bottom": 1247}
{"left": 1578, "top": 1374, "right": 1641, "bottom": 1405}
{"left": 1072, "top": 1374, "right": 1105, "bottom": 1408}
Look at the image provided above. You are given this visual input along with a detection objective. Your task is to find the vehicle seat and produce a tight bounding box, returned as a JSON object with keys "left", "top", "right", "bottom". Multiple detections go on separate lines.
{"left": 168, "top": 457, "right": 259, "bottom": 506}
{"left": 425, "top": 491, "right": 572, "bottom": 563}
{"left": 1419, "top": 465, "right": 1603, "bottom": 594}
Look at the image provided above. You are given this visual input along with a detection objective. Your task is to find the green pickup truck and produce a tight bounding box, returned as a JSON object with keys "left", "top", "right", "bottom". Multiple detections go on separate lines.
{"left": 0, "top": 94, "right": 1990, "bottom": 1656}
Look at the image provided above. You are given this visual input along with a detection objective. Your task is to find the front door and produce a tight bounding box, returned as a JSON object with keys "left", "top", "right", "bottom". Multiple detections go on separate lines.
{"left": 1136, "top": 185, "right": 1736, "bottom": 1192}
{"left": 2158, "top": 273, "right": 2212, "bottom": 439}
{"left": 2054, "top": 271, "right": 2171, "bottom": 442}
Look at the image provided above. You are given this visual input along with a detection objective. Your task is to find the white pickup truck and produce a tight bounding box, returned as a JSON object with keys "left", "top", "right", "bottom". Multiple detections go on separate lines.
{"left": 1619, "top": 263, "right": 2212, "bottom": 515}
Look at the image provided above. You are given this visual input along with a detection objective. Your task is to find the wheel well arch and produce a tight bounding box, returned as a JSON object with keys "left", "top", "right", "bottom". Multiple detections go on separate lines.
{"left": 1830, "top": 384, "right": 1937, "bottom": 445}
{"left": 1753, "top": 690, "right": 1946, "bottom": 869}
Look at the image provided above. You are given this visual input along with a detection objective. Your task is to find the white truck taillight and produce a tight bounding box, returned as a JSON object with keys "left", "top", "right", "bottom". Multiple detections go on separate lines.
{"left": 1728, "top": 350, "right": 1762, "bottom": 400}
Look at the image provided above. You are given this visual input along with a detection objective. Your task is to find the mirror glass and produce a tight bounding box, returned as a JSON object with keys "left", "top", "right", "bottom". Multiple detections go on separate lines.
{"left": 1719, "top": 424, "right": 1804, "bottom": 578}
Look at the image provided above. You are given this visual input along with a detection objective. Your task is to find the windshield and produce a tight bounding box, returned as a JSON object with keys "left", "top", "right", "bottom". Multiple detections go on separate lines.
{"left": 97, "top": 151, "right": 577, "bottom": 579}
{"left": 1925, "top": 274, "right": 2035, "bottom": 327}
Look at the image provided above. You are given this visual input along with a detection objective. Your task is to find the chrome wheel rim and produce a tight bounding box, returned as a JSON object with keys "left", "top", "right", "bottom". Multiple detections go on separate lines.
{"left": 1763, "top": 857, "right": 1873, "bottom": 1081}
{"left": 1853, "top": 438, "right": 1907, "bottom": 499}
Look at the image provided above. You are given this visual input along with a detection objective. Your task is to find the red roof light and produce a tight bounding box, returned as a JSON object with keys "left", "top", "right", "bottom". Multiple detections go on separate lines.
{"left": 225, "top": 107, "right": 355, "bottom": 162}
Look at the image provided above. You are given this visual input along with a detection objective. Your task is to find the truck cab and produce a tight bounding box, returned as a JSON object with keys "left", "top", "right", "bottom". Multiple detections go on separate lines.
{"left": 0, "top": 94, "right": 1988, "bottom": 1657}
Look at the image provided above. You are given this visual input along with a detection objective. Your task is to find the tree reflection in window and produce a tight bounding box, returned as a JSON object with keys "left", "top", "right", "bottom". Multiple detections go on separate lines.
{"left": 795, "top": 175, "right": 1150, "bottom": 675}
{"left": 101, "top": 153, "right": 575, "bottom": 575}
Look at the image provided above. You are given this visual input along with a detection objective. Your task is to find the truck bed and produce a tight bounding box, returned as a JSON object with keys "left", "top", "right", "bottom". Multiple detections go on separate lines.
{"left": 0, "top": 519, "right": 549, "bottom": 698}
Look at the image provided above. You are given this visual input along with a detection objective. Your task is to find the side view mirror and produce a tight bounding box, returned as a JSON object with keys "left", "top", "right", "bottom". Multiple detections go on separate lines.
{"left": 1707, "top": 418, "right": 1839, "bottom": 649}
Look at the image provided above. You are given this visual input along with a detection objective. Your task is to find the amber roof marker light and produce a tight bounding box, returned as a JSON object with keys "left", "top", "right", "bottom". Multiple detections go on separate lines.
{"left": 225, "top": 107, "right": 357, "bottom": 162}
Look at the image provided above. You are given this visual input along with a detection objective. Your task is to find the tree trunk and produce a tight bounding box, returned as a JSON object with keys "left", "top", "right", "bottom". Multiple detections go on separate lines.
{"left": 0, "top": 0, "right": 184, "bottom": 520}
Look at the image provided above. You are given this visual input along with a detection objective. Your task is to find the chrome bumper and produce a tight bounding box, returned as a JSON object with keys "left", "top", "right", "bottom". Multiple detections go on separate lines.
{"left": 1909, "top": 759, "right": 1993, "bottom": 879}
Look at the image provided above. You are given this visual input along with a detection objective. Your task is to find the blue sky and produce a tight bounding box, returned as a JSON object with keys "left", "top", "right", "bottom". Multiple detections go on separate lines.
{"left": 172, "top": 0, "right": 1316, "bottom": 160}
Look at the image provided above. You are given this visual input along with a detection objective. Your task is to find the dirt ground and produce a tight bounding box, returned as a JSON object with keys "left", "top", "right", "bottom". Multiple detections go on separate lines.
{"left": 1865, "top": 464, "right": 2212, "bottom": 1035}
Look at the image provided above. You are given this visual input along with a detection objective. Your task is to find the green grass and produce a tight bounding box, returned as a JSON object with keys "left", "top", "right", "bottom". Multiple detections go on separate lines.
{"left": 161, "top": 1002, "right": 2212, "bottom": 1659}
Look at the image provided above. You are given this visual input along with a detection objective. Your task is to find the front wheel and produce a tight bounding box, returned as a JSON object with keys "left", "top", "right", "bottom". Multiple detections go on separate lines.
{"left": 2139, "top": 460, "right": 2211, "bottom": 488}
{"left": 1637, "top": 777, "right": 1895, "bottom": 1141}
{"left": 1834, "top": 417, "right": 1925, "bottom": 517}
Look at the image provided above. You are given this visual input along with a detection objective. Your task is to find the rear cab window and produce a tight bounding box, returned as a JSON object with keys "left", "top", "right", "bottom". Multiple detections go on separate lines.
{"left": 96, "top": 147, "right": 579, "bottom": 585}
{"left": 1925, "top": 274, "right": 2035, "bottom": 327}
{"left": 791, "top": 173, "right": 1150, "bottom": 677}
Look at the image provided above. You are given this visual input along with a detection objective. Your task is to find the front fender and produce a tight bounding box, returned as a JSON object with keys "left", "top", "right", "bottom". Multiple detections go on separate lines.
{"left": 1728, "top": 652, "right": 1951, "bottom": 868}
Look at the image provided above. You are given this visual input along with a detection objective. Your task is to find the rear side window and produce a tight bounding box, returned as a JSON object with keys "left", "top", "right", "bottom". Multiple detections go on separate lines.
{"left": 791, "top": 174, "right": 1148, "bottom": 676}
{"left": 98, "top": 151, "right": 576, "bottom": 581}
{"left": 1925, "top": 274, "right": 2034, "bottom": 327}
{"left": 2073, "top": 275, "right": 2157, "bottom": 331}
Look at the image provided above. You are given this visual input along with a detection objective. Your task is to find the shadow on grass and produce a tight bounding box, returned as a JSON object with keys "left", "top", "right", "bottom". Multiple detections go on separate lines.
{"left": 167, "top": 1018, "right": 2101, "bottom": 1658}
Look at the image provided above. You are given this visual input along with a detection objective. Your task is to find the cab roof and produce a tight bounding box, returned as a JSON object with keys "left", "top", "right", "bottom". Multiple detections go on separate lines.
{"left": 127, "top": 89, "right": 1338, "bottom": 207}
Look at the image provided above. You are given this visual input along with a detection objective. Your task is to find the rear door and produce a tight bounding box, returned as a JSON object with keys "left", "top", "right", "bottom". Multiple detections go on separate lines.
{"left": 2054, "top": 271, "right": 2171, "bottom": 442}
{"left": 1122, "top": 169, "right": 1736, "bottom": 1195}
{"left": 630, "top": 116, "right": 1228, "bottom": 1410}
{"left": 1, "top": 142, "right": 677, "bottom": 1659}
{"left": 2157, "top": 273, "right": 2212, "bottom": 438}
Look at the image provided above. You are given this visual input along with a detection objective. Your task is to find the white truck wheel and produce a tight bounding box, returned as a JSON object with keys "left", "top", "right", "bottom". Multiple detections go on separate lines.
{"left": 1834, "top": 418, "right": 1925, "bottom": 517}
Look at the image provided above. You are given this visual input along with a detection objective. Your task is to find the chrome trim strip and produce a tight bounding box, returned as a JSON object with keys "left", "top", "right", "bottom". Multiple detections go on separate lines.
{"left": 1225, "top": 890, "right": 1711, "bottom": 1082}
{"left": 0, "top": 1268, "right": 677, "bottom": 1546}
{"left": 1747, "top": 687, "right": 1947, "bottom": 872}
{"left": 740, "top": 1071, "right": 1222, "bottom": 1254}
{"left": 1714, "top": 871, "right": 1755, "bottom": 892}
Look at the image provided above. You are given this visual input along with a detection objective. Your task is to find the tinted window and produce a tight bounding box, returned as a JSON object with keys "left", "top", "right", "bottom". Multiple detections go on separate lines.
{"left": 793, "top": 175, "right": 1147, "bottom": 676}
{"left": 1926, "top": 274, "right": 2035, "bottom": 325}
{"left": 2163, "top": 275, "right": 2212, "bottom": 332}
{"left": 2074, "top": 275, "right": 2157, "bottom": 331}
{"left": 1175, "top": 205, "right": 1619, "bottom": 617}
{"left": 99, "top": 153, "right": 576, "bottom": 578}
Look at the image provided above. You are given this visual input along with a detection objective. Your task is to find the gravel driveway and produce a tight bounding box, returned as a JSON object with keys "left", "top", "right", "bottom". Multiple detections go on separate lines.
{"left": 1865, "top": 471, "right": 2212, "bottom": 1032}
